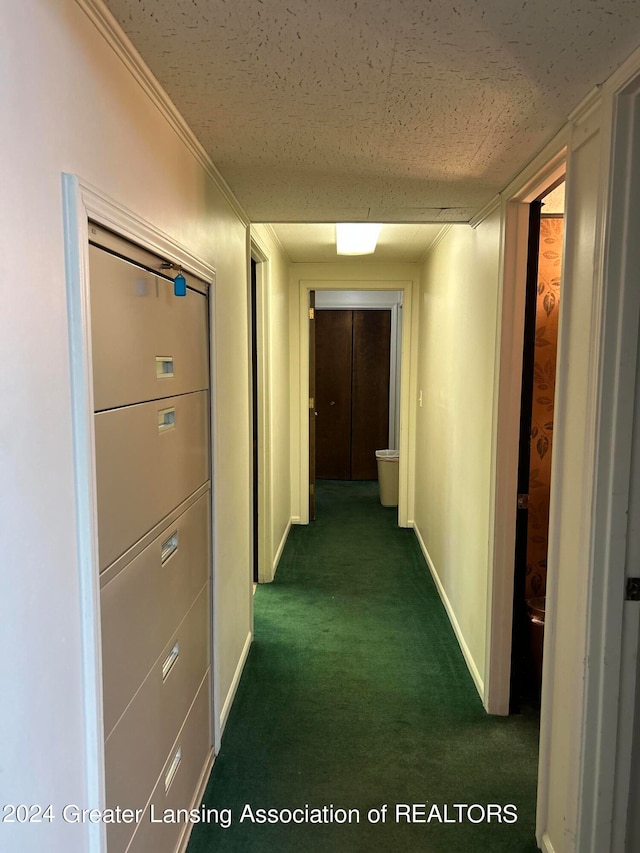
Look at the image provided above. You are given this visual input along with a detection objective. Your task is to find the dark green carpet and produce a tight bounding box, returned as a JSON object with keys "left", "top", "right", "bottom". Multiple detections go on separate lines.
{"left": 187, "top": 480, "right": 540, "bottom": 852}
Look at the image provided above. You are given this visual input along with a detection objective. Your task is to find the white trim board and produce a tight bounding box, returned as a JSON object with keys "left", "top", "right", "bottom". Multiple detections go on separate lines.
{"left": 219, "top": 630, "right": 253, "bottom": 737}
{"left": 313, "top": 290, "right": 403, "bottom": 449}
{"left": 469, "top": 196, "right": 501, "bottom": 230}
{"left": 177, "top": 750, "right": 215, "bottom": 853}
{"left": 62, "top": 174, "right": 218, "bottom": 851}
{"left": 272, "top": 519, "right": 292, "bottom": 579}
{"left": 262, "top": 224, "right": 291, "bottom": 261}
{"left": 412, "top": 523, "right": 485, "bottom": 702}
{"left": 70, "top": 177, "right": 217, "bottom": 282}
{"left": 315, "top": 290, "right": 402, "bottom": 309}
{"left": 575, "top": 61, "right": 640, "bottom": 853}
{"left": 484, "top": 154, "right": 567, "bottom": 720}
{"left": 295, "top": 278, "right": 416, "bottom": 528}
{"left": 418, "top": 224, "right": 453, "bottom": 261}
{"left": 250, "top": 231, "right": 276, "bottom": 584}
{"left": 539, "top": 833, "right": 558, "bottom": 853}
{"left": 208, "top": 281, "right": 223, "bottom": 754}
{"left": 62, "top": 175, "right": 107, "bottom": 853}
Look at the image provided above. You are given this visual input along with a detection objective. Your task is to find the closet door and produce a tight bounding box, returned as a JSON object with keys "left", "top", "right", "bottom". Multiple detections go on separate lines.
{"left": 315, "top": 309, "right": 391, "bottom": 481}
{"left": 315, "top": 310, "right": 352, "bottom": 479}
{"left": 351, "top": 310, "right": 391, "bottom": 479}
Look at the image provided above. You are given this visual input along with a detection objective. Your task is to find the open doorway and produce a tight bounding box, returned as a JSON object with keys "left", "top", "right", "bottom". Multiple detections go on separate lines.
{"left": 250, "top": 258, "right": 259, "bottom": 583}
{"left": 249, "top": 246, "right": 270, "bottom": 585}
{"left": 510, "top": 181, "right": 565, "bottom": 712}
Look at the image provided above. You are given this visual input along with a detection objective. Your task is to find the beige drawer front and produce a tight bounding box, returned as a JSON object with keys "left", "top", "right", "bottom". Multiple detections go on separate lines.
{"left": 89, "top": 244, "right": 209, "bottom": 412}
{"left": 101, "top": 493, "right": 210, "bottom": 738}
{"left": 104, "top": 585, "right": 210, "bottom": 853}
{"left": 124, "top": 671, "right": 213, "bottom": 853}
{"left": 95, "top": 391, "right": 209, "bottom": 571}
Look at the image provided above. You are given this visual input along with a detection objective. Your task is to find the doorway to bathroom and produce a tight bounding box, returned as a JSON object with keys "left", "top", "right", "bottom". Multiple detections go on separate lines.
{"left": 510, "top": 181, "right": 565, "bottom": 712}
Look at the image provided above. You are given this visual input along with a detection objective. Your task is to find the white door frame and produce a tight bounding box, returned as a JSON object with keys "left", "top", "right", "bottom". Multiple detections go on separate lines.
{"left": 485, "top": 48, "right": 640, "bottom": 852}
{"left": 575, "top": 70, "right": 640, "bottom": 853}
{"left": 249, "top": 231, "right": 272, "bottom": 582}
{"left": 61, "top": 175, "right": 218, "bottom": 853}
{"left": 313, "top": 289, "right": 403, "bottom": 449}
{"left": 484, "top": 148, "right": 567, "bottom": 717}
{"left": 295, "top": 279, "right": 416, "bottom": 527}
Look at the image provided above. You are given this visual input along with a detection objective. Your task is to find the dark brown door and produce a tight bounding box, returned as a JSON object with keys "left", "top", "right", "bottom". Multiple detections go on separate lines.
{"left": 315, "top": 308, "right": 391, "bottom": 480}
{"left": 315, "top": 310, "right": 353, "bottom": 479}
{"left": 352, "top": 310, "right": 391, "bottom": 479}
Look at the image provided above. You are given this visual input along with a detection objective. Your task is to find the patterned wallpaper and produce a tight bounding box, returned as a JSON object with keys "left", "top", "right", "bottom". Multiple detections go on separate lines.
{"left": 526, "top": 216, "right": 563, "bottom": 600}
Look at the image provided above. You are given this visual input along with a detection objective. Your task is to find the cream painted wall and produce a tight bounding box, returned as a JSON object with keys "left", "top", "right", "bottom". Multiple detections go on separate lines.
{"left": 288, "top": 261, "right": 421, "bottom": 527}
{"left": 4, "top": 4, "right": 640, "bottom": 853}
{"left": 251, "top": 226, "right": 292, "bottom": 580}
{"left": 0, "top": 2, "right": 251, "bottom": 849}
{"left": 414, "top": 215, "right": 502, "bottom": 695}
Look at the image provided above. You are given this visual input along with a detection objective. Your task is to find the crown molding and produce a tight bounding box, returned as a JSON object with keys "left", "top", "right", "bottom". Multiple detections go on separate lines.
{"left": 603, "top": 40, "right": 640, "bottom": 97}
{"left": 264, "top": 224, "right": 292, "bottom": 261}
{"left": 567, "top": 85, "right": 603, "bottom": 152}
{"left": 501, "top": 127, "right": 569, "bottom": 205}
{"left": 76, "top": 0, "right": 250, "bottom": 228}
{"left": 418, "top": 224, "right": 454, "bottom": 261}
{"left": 568, "top": 85, "right": 603, "bottom": 125}
{"left": 469, "top": 196, "right": 501, "bottom": 230}
{"left": 250, "top": 224, "right": 292, "bottom": 262}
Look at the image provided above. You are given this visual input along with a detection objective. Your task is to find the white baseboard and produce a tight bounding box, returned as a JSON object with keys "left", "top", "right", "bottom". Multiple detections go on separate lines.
{"left": 412, "top": 523, "right": 485, "bottom": 701}
{"left": 219, "top": 630, "right": 252, "bottom": 736}
{"left": 272, "top": 519, "right": 292, "bottom": 577}
{"left": 177, "top": 749, "right": 215, "bottom": 852}
{"left": 539, "top": 832, "right": 557, "bottom": 853}
{"left": 291, "top": 515, "right": 302, "bottom": 525}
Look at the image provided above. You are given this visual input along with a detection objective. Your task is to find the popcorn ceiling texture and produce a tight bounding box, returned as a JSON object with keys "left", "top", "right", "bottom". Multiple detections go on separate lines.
{"left": 103, "top": 0, "right": 640, "bottom": 222}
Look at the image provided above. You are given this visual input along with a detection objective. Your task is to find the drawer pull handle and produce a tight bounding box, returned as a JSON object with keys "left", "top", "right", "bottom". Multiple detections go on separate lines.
{"left": 156, "top": 356, "right": 174, "bottom": 378}
{"left": 158, "top": 407, "right": 176, "bottom": 432}
{"left": 162, "top": 643, "right": 179, "bottom": 681}
{"left": 165, "top": 747, "right": 182, "bottom": 793}
{"left": 161, "top": 532, "right": 178, "bottom": 564}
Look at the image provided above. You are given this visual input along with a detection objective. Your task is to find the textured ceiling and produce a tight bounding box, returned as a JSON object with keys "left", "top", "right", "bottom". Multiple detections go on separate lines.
{"left": 103, "top": 0, "right": 640, "bottom": 223}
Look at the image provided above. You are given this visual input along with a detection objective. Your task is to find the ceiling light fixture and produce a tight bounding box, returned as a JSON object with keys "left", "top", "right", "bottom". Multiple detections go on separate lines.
{"left": 336, "top": 223, "right": 382, "bottom": 255}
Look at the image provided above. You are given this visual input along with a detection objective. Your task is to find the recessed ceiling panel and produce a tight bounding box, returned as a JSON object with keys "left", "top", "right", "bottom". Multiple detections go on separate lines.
{"left": 268, "top": 223, "right": 446, "bottom": 262}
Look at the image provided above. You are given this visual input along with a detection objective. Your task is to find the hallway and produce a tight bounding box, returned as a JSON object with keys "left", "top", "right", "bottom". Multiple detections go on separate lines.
{"left": 188, "top": 482, "right": 539, "bottom": 852}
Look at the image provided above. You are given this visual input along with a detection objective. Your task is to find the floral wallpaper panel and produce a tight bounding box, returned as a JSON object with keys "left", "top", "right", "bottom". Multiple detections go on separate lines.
{"left": 526, "top": 216, "right": 563, "bottom": 600}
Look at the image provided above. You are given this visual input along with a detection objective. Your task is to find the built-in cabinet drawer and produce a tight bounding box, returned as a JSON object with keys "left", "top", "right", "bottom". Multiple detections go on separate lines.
{"left": 104, "top": 584, "right": 210, "bottom": 853}
{"left": 91, "top": 232, "right": 212, "bottom": 853}
{"left": 101, "top": 492, "right": 210, "bottom": 738}
{"left": 89, "top": 245, "right": 209, "bottom": 412}
{"left": 95, "top": 391, "right": 209, "bottom": 571}
{"left": 123, "top": 671, "right": 213, "bottom": 853}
